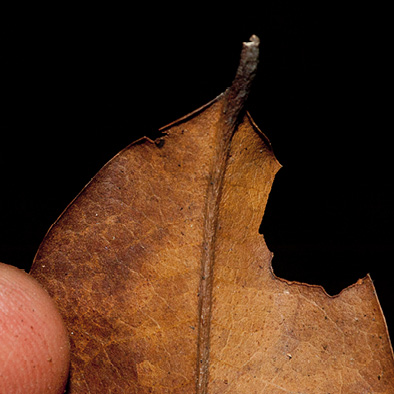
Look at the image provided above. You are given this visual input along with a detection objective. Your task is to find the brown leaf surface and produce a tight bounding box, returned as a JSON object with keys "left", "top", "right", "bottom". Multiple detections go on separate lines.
{"left": 30, "top": 36, "right": 394, "bottom": 393}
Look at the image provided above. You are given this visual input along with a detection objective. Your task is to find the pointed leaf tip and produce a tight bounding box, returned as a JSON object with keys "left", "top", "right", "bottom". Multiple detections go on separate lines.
{"left": 245, "top": 34, "right": 260, "bottom": 47}
{"left": 223, "top": 35, "right": 260, "bottom": 129}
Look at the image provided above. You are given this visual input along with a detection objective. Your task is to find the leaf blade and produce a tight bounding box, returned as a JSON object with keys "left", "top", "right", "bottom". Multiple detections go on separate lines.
{"left": 30, "top": 36, "right": 394, "bottom": 393}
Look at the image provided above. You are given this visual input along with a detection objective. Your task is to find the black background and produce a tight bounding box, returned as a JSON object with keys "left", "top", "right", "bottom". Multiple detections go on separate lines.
{"left": 2, "top": 2, "right": 393, "bottom": 338}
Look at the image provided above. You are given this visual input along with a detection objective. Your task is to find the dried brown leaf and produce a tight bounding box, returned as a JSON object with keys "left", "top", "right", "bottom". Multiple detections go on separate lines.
{"left": 30, "top": 36, "right": 394, "bottom": 393}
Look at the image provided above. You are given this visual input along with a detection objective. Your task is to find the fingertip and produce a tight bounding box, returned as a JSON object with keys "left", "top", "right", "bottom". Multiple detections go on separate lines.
{"left": 0, "top": 262, "right": 70, "bottom": 393}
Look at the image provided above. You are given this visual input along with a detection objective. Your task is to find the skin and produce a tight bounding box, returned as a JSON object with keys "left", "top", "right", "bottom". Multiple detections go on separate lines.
{"left": 0, "top": 262, "right": 70, "bottom": 393}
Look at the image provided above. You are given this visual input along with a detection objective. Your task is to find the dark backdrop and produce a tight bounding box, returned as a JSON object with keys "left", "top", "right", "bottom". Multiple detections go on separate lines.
{"left": 2, "top": 2, "right": 393, "bottom": 338}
